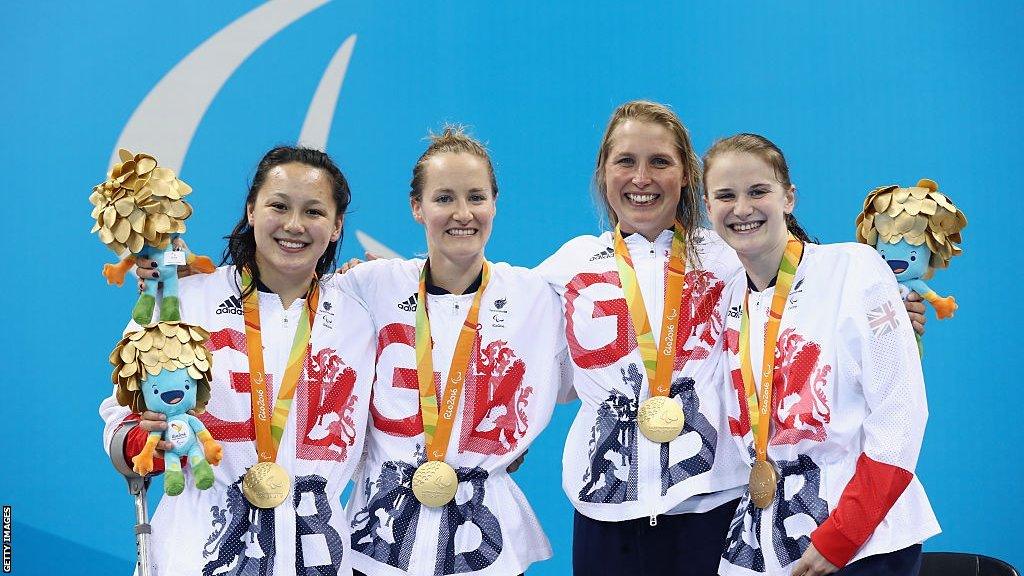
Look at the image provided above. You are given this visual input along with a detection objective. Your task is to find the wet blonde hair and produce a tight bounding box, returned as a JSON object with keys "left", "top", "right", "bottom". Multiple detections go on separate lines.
{"left": 410, "top": 125, "right": 497, "bottom": 202}
{"left": 594, "top": 101, "right": 703, "bottom": 250}
{"left": 702, "top": 133, "right": 815, "bottom": 243}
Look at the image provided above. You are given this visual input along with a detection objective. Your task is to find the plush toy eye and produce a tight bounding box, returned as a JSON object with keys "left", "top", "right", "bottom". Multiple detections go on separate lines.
{"left": 185, "top": 384, "right": 190, "bottom": 390}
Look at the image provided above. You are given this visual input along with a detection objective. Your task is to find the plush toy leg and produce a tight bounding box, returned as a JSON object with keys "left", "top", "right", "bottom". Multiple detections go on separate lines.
{"left": 159, "top": 296, "right": 181, "bottom": 322}
{"left": 102, "top": 255, "right": 137, "bottom": 287}
{"left": 188, "top": 450, "right": 215, "bottom": 490}
{"left": 133, "top": 278, "right": 160, "bottom": 325}
{"left": 158, "top": 265, "right": 181, "bottom": 322}
{"left": 164, "top": 456, "right": 185, "bottom": 496}
{"left": 924, "top": 291, "right": 957, "bottom": 319}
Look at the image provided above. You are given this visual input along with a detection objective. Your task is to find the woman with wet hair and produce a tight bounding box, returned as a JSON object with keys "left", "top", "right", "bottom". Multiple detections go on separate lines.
{"left": 703, "top": 133, "right": 938, "bottom": 576}
{"left": 100, "top": 146, "right": 377, "bottom": 575}
{"left": 538, "top": 100, "right": 749, "bottom": 575}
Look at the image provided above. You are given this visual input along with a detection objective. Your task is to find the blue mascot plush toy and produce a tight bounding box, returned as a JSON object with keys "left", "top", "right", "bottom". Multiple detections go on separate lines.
{"left": 856, "top": 178, "right": 967, "bottom": 319}
{"left": 90, "top": 149, "right": 215, "bottom": 325}
{"left": 110, "top": 321, "right": 222, "bottom": 495}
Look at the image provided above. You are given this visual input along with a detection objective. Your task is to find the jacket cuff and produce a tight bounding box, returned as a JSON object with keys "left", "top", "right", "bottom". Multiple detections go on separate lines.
{"left": 116, "top": 414, "right": 165, "bottom": 475}
{"left": 811, "top": 518, "right": 860, "bottom": 568}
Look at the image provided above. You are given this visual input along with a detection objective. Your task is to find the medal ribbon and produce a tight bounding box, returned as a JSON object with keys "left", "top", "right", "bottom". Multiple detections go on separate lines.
{"left": 416, "top": 260, "right": 491, "bottom": 462}
{"left": 739, "top": 235, "right": 803, "bottom": 464}
{"left": 242, "top": 270, "right": 319, "bottom": 463}
{"left": 612, "top": 223, "right": 687, "bottom": 396}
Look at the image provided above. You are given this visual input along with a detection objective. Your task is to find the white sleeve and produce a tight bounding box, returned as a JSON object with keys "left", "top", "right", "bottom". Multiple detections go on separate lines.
{"left": 841, "top": 251, "right": 928, "bottom": 470}
{"left": 100, "top": 390, "right": 133, "bottom": 456}
{"left": 328, "top": 267, "right": 366, "bottom": 306}
{"left": 556, "top": 348, "right": 578, "bottom": 404}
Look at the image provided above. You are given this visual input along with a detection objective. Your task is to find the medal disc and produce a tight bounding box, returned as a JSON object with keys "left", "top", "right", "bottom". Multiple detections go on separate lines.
{"left": 749, "top": 459, "right": 778, "bottom": 509}
{"left": 412, "top": 460, "right": 458, "bottom": 508}
{"left": 242, "top": 462, "right": 291, "bottom": 509}
{"left": 637, "top": 396, "right": 685, "bottom": 443}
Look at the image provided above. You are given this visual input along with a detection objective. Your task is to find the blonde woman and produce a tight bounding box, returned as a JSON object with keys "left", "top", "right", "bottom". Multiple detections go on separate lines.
{"left": 537, "top": 103, "right": 928, "bottom": 575}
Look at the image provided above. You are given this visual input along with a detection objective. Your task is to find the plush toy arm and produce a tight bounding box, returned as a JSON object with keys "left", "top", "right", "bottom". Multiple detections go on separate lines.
{"left": 131, "top": 431, "right": 162, "bottom": 475}
{"left": 102, "top": 255, "right": 138, "bottom": 287}
{"left": 187, "top": 252, "right": 217, "bottom": 274}
{"left": 197, "top": 429, "right": 223, "bottom": 466}
{"left": 905, "top": 279, "right": 957, "bottom": 319}
{"left": 187, "top": 415, "right": 222, "bottom": 465}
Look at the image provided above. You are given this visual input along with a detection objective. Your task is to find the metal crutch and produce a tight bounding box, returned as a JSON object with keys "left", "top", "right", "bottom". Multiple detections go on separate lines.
{"left": 110, "top": 422, "right": 155, "bottom": 576}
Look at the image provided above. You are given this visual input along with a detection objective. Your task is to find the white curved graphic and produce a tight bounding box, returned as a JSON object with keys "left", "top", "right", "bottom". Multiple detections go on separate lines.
{"left": 110, "top": 0, "right": 329, "bottom": 171}
{"left": 355, "top": 230, "right": 404, "bottom": 259}
{"left": 300, "top": 34, "right": 358, "bottom": 150}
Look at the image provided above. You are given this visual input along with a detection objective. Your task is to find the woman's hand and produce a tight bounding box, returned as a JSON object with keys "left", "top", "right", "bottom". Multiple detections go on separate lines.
{"left": 506, "top": 449, "right": 528, "bottom": 473}
{"left": 337, "top": 251, "right": 380, "bottom": 274}
{"left": 790, "top": 544, "right": 838, "bottom": 576}
{"left": 139, "top": 411, "right": 175, "bottom": 453}
{"left": 905, "top": 291, "right": 926, "bottom": 336}
{"left": 136, "top": 237, "right": 203, "bottom": 291}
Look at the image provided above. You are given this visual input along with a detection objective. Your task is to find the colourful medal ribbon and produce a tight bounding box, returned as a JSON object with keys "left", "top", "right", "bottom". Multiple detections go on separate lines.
{"left": 612, "top": 223, "right": 688, "bottom": 397}
{"left": 416, "top": 260, "right": 491, "bottom": 462}
{"left": 241, "top": 269, "right": 319, "bottom": 463}
{"left": 739, "top": 235, "right": 803, "bottom": 464}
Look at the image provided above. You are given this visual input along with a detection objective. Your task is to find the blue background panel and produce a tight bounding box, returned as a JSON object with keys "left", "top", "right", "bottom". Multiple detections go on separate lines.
{"left": 0, "top": 1, "right": 1020, "bottom": 574}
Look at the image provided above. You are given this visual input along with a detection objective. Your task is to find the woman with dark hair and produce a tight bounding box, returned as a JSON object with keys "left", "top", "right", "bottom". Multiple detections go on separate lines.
{"left": 703, "top": 133, "right": 939, "bottom": 576}
{"left": 100, "top": 146, "right": 377, "bottom": 575}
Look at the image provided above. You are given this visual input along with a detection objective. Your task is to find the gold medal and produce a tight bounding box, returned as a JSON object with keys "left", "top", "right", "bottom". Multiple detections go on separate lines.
{"left": 242, "top": 462, "right": 291, "bottom": 508}
{"left": 412, "top": 460, "right": 458, "bottom": 508}
{"left": 749, "top": 459, "right": 778, "bottom": 509}
{"left": 637, "top": 396, "right": 685, "bottom": 443}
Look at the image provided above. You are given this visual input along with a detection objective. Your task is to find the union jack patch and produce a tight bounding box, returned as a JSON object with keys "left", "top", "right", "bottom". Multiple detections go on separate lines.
{"left": 868, "top": 301, "right": 900, "bottom": 337}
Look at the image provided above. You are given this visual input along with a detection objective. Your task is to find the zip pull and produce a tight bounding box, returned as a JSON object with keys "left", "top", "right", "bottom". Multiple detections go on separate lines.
{"left": 649, "top": 511, "right": 658, "bottom": 527}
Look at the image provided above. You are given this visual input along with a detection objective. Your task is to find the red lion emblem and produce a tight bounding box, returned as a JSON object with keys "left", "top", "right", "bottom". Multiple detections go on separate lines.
{"left": 460, "top": 339, "right": 532, "bottom": 455}
{"left": 297, "top": 347, "right": 359, "bottom": 461}
{"left": 727, "top": 328, "right": 830, "bottom": 446}
{"left": 673, "top": 269, "right": 726, "bottom": 368}
{"left": 770, "top": 328, "right": 830, "bottom": 446}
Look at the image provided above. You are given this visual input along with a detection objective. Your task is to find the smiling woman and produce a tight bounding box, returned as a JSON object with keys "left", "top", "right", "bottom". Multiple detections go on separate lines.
{"left": 537, "top": 100, "right": 748, "bottom": 576}
{"left": 225, "top": 147, "right": 348, "bottom": 306}
{"left": 100, "top": 146, "right": 377, "bottom": 575}
{"left": 703, "top": 134, "right": 939, "bottom": 576}
{"left": 336, "top": 127, "right": 567, "bottom": 576}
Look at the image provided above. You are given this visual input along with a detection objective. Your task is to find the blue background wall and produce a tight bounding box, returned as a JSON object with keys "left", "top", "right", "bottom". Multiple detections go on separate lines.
{"left": 1, "top": 1, "right": 1021, "bottom": 573}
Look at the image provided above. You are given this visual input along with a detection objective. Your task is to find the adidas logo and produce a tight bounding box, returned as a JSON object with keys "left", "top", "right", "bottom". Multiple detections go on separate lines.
{"left": 398, "top": 293, "right": 418, "bottom": 312}
{"left": 590, "top": 247, "right": 614, "bottom": 261}
{"left": 216, "top": 295, "right": 243, "bottom": 315}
